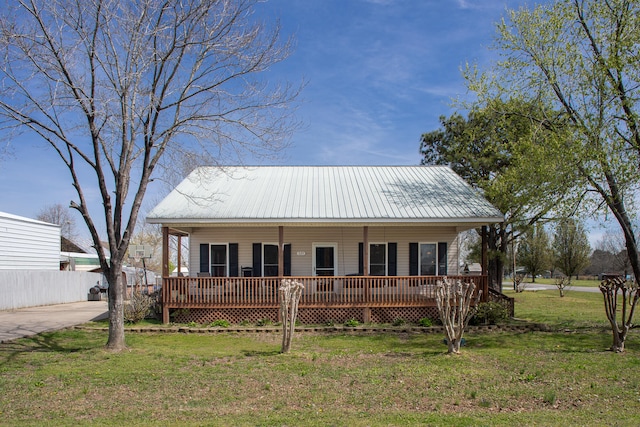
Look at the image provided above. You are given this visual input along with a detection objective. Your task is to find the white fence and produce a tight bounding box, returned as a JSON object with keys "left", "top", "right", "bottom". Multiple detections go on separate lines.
{"left": 0, "top": 270, "right": 103, "bottom": 311}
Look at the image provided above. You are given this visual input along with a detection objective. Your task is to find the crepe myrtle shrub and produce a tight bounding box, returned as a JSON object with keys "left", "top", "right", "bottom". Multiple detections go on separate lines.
{"left": 599, "top": 276, "right": 640, "bottom": 353}
{"left": 123, "top": 290, "right": 155, "bottom": 324}
{"left": 555, "top": 277, "right": 571, "bottom": 298}
{"left": 278, "top": 279, "right": 304, "bottom": 353}
{"left": 436, "top": 278, "right": 481, "bottom": 354}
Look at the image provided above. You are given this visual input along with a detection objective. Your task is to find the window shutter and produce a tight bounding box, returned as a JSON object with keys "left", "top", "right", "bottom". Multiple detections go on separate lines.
{"left": 438, "top": 242, "right": 448, "bottom": 275}
{"left": 229, "top": 243, "right": 239, "bottom": 277}
{"left": 252, "top": 243, "right": 262, "bottom": 277}
{"left": 388, "top": 243, "right": 397, "bottom": 276}
{"left": 199, "top": 244, "right": 209, "bottom": 273}
{"left": 358, "top": 242, "right": 364, "bottom": 275}
{"left": 284, "top": 244, "right": 291, "bottom": 276}
{"left": 409, "top": 243, "right": 418, "bottom": 276}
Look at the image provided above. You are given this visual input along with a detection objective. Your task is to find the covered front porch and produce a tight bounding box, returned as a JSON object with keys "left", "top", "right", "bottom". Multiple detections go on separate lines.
{"left": 161, "top": 268, "right": 489, "bottom": 326}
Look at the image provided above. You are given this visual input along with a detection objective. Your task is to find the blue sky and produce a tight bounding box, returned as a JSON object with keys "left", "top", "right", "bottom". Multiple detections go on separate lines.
{"left": 0, "top": 0, "right": 617, "bottom": 242}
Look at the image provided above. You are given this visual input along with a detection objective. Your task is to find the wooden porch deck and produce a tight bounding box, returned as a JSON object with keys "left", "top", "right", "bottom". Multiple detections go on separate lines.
{"left": 161, "top": 275, "right": 488, "bottom": 324}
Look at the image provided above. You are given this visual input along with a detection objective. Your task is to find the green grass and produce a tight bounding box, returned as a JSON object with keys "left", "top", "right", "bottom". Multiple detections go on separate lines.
{"left": 1, "top": 290, "right": 639, "bottom": 426}
{"left": 505, "top": 289, "right": 609, "bottom": 329}
{"left": 519, "top": 277, "right": 601, "bottom": 287}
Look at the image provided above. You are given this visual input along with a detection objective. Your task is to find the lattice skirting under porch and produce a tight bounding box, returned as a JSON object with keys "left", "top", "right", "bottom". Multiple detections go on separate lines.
{"left": 370, "top": 306, "right": 439, "bottom": 323}
{"left": 170, "top": 306, "right": 440, "bottom": 325}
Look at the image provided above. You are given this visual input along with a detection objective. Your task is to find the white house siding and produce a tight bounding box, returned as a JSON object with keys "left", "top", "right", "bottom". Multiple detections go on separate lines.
{"left": 188, "top": 225, "right": 461, "bottom": 277}
{"left": 0, "top": 270, "right": 102, "bottom": 310}
{"left": 0, "top": 212, "right": 60, "bottom": 270}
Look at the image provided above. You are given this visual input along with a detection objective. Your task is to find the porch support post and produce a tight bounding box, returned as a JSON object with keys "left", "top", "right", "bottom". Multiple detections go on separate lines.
{"left": 363, "top": 226, "right": 369, "bottom": 276}
{"left": 481, "top": 225, "right": 489, "bottom": 302}
{"left": 162, "top": 226, "right": 170, "bottom": 324}
{"left": 176, "top": 235, "right": 182, "bottom": 275}
{"left": 481, "top": 226, "right": 488, "bottom": 276}
{"left": 278, "top": 225, "right": 284, "bottom": 278}
{"left": 162, "top": 227, "right": 170, "bottom": 278}
{"left": 363, "top": 226, "right": 371, "bottom": 323}
{"left": 278, "top": 225, "right": 284, "bottom": 322}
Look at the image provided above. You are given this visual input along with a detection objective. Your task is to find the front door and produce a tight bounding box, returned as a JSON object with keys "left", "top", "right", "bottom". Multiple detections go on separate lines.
{"left": 313, "top": 244, "right": 337, "bottom": 276}
{"left": 313, "top": 243, "right": 337, "bottom": 293}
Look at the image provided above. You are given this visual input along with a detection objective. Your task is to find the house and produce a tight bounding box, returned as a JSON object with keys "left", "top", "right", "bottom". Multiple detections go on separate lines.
{"left": 0, "top": 211, "right": 60, "bottom": 270}
{"left": 147, "top": 166, "right": 505, "bottom": 324}
{"left": 60, "top": 236, "right": 103, "bottom": 272}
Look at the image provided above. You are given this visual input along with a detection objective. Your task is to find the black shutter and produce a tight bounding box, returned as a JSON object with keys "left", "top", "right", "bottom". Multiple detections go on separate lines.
{"left": 358, "top": 242, "right": 364, "bottom": 275}
{"left": 388, "top": 243, "right": 397, "bottom": 276}
{"left": 229, "top": 243, "right": 239, "bottom": 277}
{"left": 409, "top": 243, "right": 419, "bottom": 276}
{"left": 252, "top": 243, "right": 262, "bottom": 277}
{"left": 284, "top": 244, "right": 291, "bottom": 276}
{"left": 438, "top": 242, "right": 448, "bottom": 275}
{"left": 199, "top": 244, "right": 209, "bottom": 273}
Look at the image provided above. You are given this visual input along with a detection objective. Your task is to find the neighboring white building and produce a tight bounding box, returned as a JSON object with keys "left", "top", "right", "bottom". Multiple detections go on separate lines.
{"left": 0, "top": 211, "right": 61, "bottom": 270}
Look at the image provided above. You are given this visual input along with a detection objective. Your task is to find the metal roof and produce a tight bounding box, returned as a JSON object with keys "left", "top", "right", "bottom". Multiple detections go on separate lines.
{"left": 146, "top": 166, "right": 504, "bottom": 225}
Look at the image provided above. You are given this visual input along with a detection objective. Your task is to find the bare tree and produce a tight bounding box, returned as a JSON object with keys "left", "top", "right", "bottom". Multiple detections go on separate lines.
{"left": 599, "top": 276, "right": 639, "bottom": 353}
{"left": 435, "top": 278, "right": 480, "bottom": 354}
{"left": 0, "top": 0, "right": 301, "bottom": 350}
{"left": 599, "top": 233, "right": 632, "bottom": 279}
{"left": 36, "top": 203, "right": 78, "bottom": 240}
{"left": 278, "top": 279, "right": 304, "bottom": 353}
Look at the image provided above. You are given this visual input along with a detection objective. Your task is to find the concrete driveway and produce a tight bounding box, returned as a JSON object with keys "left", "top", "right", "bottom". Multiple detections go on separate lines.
{"left": 0, "top": 300, "right": 108, "bottom": 343}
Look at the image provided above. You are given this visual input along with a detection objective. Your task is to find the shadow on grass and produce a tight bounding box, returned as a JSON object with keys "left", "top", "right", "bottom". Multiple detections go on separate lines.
{"left": 0, "top": 330, "right": 105, "bottom": 369}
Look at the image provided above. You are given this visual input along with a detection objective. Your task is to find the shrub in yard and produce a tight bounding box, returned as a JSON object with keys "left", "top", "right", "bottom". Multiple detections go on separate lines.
{"left": 471, "top": 301, "right": 509, "bottom": 325}
{"left": 417, "top": 317, "right": 433, "bottom": 327}
{"left": 256, "top": 318, "right": 273, "bottom": 327}
{"left": 392, "top": 318, "right": 406, "bottom": 326}
{"left": 209, "top": 319, "right": 230, "bottom": 328}
{"left": 124, "top": 290, "right": 154, "bottom": 324}
{"left": 344, "top": 318, "right": 360, "bottom": 327}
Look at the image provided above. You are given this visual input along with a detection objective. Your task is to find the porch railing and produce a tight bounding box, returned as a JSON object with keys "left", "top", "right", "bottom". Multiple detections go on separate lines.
{"left": 161, "top": 275, "right": 488, "bottom": 309}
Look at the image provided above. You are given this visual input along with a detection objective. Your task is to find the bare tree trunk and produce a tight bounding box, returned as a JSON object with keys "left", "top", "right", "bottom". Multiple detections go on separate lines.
{"left": 105, "top": 263, "right": 126, "bottom": 351}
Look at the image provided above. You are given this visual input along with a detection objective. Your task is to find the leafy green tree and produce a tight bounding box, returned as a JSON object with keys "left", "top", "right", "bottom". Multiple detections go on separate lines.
{"left": 517, "top": 225, "right": 551, "bottom": 283}
{"left": 466, "top": 0, "right": 640, "bottom": 291}
{"left": 552, "top": 218, "right": 591, "bottom": 281}
{"left": 421, "top": 99, "right": 570, "bottom": 290}
{"left": 467, "top": 0, "right": 640, "bottom": 351}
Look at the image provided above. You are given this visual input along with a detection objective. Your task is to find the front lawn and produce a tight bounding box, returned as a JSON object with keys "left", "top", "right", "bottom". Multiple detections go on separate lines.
{"left": 1, "top": 289, "right": 639, "bottom": 426}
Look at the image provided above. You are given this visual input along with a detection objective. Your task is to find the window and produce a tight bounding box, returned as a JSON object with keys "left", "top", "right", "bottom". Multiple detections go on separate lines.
{"left": 252, "top": 243, "right": 291, "bottom": 277}
{"left": 263, "top": 244, "right": 279, "bottom": 277}
{"left": 409, "top": 242, "right": 447, "bottom": 276}
{"left": 210, "top": 244, "right": 228, "bottom": 277}
{"left": 369, "top": 243, "right": 387, "bottom": 276}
